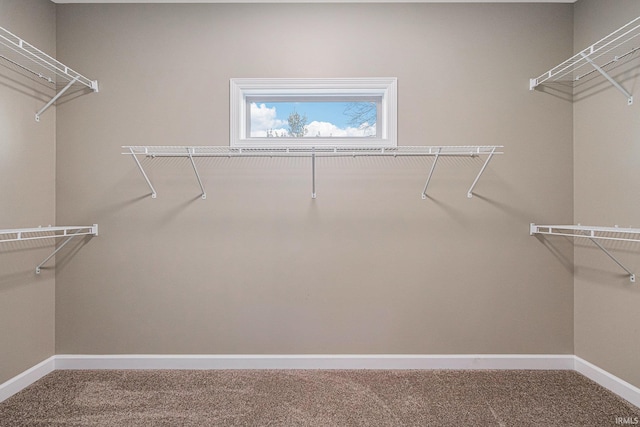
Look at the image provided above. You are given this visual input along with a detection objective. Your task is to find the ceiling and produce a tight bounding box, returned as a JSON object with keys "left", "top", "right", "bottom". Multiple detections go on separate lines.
{"left": 50, "top": 0, "right": 578, "bottom": 3}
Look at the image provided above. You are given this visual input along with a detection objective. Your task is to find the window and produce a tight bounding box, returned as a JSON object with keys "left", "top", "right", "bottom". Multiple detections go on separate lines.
{"left": 230, "top": 78, "right": 397, "bottom": 147}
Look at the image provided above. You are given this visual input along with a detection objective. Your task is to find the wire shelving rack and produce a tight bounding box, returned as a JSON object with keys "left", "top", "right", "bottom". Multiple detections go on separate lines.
{"left": 530, "top": 16, "right": 640, "bottom": 105}
{"left": 0, "top": 26, "right": 99, "bottom": 121}
{"left": 0, "top": 225, "right": 98, "bottom": 274}
{"left": 123, "top": 145, "right": 503, "bottom": 200}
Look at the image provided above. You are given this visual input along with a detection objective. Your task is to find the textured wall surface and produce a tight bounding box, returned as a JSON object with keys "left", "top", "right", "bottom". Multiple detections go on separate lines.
{"left": 53, "top": 3, "right": 575, "bottom": 356}
{"left": 573, "top": 0, "right": 640, "bottom": 389}
{"left": 0, "top": 0, "right": 56, "bottom": 383}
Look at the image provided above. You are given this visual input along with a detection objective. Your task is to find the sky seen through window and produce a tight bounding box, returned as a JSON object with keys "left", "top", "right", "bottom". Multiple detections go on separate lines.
{"left": 250, "top": 101, "right": 377, "bottom": 138}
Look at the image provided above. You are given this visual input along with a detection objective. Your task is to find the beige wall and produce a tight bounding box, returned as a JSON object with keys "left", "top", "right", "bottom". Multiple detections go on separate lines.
{"left": 573, "top": 0, "right": 640, "bottom": 388}
{"left": 0, "top": 0, "right": 56, "bottom": 383}
{"left": 4, "top": 0, "right": 639, "bottom": 397}
{"left": 53, "top": 2, "right": 575, "bottom": 356}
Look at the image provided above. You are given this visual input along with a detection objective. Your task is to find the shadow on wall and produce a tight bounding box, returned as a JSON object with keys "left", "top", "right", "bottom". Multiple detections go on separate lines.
{"left": 573, "top": 240, "right": 640, "bottom": 286}
{"left": 0, "top": 71, "right": 53, "bottom": 102}
{"left": 0, "top": 240, "right": 56, "bottom": 290}
{"left": 47, "top": 235, "right": 97, "bottom": 275}
{"left": 531, "top": 234, "right": 574, "bottom": 275}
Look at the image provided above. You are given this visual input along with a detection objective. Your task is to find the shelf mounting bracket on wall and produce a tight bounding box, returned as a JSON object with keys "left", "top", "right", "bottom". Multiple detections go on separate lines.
{"left": 187, "top": 147, "right": 207, "bottom": 199}
{"left": 0, "top": 225, "right": 98, "bottom": 274}
{"left": 0, "top": 26, "right": 99, "bottom": 121}
{"left": 530, "top": 224, "right": 638, "bottom": 283}
{"left": 123, "top": 145, "right": 503, "bottom": 200}
{"left": 467, "top": 146, "right": 497, "bottom": 199}
{"left": 580, "top": 52, "right": 634, "bottom": 105}
{"left": 128, "top": 146, "right": 157, "bottom": 199}
{"left": 35, "top": 76, "right": 79, "bottom": 122}
{"left": 421, "top": 147, "right": 441, "bottom": 199}
{"left": 529, "top": 16, "right": 640, "bottom": 105}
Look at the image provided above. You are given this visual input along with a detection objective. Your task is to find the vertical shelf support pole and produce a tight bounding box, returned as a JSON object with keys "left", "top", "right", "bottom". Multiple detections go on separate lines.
{"left": 128, "top": 147, "right": 157, "bottom": 199}
{"left": 467, "top": 146, "right": 497, "bottom": 198}
{"left": 311, "top": 147, "right": 317, "bottom": 199}
{"left": 35, "top": 76, "right": 79, "bottom": 122}
{"left": 580, "top": 52, "right": 633, "bottom": 105}
{"left": 422, "top": 148, "right": 441, "bottom": 199}
{"left": 584, "top": 233, "right": 636, "bottom": 282}
{"left": 187, "top": 148, "right": 207, "bottom": 200}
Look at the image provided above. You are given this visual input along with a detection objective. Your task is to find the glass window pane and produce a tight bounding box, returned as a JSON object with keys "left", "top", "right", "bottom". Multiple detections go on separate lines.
{"left": 249, "top": 101, "right": 377, "bottom": 138}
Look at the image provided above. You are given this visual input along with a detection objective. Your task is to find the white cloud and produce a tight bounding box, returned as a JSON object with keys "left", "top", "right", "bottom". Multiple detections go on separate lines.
{"left": 250, "top": 103, "right": 287, "bottom": 137}
{"left": 305, "top": 121, "right": 376, "bottom": 138}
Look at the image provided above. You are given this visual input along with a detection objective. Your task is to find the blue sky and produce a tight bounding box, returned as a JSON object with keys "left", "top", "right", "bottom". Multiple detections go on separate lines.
{"left": 249, "top": 101, "right": 377, "bottom": 138}
{"left": 262, "top": 101, "right": 354, "bottom": 128}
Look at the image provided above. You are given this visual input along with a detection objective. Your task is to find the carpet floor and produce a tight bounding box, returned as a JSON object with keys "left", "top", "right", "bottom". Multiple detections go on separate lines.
{"left": 1, "top": 369, "right": 639, "bottom": 426}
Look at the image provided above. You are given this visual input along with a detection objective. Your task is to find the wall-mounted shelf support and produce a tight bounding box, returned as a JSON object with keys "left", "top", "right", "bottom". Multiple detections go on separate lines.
{"left": 0, "top": 225, "right": 98, "bottom": 274}
{"left": 586, "top": 235, "right": 635, "bottom": 283}
{"left": 530, "top": 224, "right": 638, "bottom": 282}
{"left": 123, "top": 145, "right": 502, "bottom": 200}
{"left": 187, "top": 148, "right": 207, "bottom": 199}
{"left": 128, "top": 147, "right": 157, "bottom": 199}
{"left": 580, "top": 52, "right": 634, "bottom": 105}
{"left": 530, "top": 16, "right": 640, "bottom": 105}
{"left": 467, "top": 146, "right": 498, "bottom": 199}
{"left": 35, "top": 76, "right": 79, "bottom": 122}
{"left": 0, "top": 26, "right": 99, "bottom": 121}
{"left": 421, "top": 148, "right": 441, "bottom": 199}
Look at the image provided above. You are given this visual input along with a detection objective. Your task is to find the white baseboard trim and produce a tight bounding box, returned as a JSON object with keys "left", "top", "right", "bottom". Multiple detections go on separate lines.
{"left": 2, "top": 354, "right": 639, "bottom": 410}
{"left": 0, "top": 356, "right": 55, "bottom": 403}
{"left": 54, "top": 354, "right": 575, "bottom": 371}
{"left": 574, "top": 356, "right": 640, "bottom": 409}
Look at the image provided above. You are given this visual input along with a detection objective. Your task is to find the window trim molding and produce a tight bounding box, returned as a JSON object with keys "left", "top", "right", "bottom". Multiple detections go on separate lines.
{"left": 230, "top": 77, "right": 397, "bottom": 147}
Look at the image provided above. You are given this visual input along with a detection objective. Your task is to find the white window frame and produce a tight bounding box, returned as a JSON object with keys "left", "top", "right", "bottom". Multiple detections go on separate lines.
{"left": 230, "top": 77, "right": 397, "bottom": 148}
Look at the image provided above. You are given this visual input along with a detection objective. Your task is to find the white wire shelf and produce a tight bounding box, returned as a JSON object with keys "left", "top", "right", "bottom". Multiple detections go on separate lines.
{"left": 0, "top": 225, "right": 98, "bottom": 274}
{"left": 123, "top": 145, "right": 501, "bottom": 158}
{"left": 123, "top": 145, "right": 503, "bottom": 200}
{"left": 0, "top": 26, "right": 99, "bottom": 121}
{"left": 530, "top": 223, "right": 640, "bottom": 282}
{"left": 530, "top": 16, "right": 640, "bottom": 105}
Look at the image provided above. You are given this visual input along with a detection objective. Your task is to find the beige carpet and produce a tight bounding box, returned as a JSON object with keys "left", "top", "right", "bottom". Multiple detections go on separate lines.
{"left": 1, "top": 369, "right": 639, "bottom": 426}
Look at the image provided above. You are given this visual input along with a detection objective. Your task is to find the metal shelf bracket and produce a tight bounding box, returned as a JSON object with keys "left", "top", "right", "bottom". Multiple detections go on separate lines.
{"left": 587, "top": 235, "right": 635, "bottom": 283}
{"left": 128, "top": 147, "right": 157, "bottom": 199}
{"left": 580, "top": 52, "right": 633, "bottom": 105}
{"left": 35, "top": 76, "right": 79, "bottom": 122}
{"left": 530, "top": 223, "right": 638, "bottom": 283}
{"left": 467, "top": 146, "right": 497, "bottom": 199}
{"left": 123, "top": 145, "right": 502, "bottom": 200}
{"left": 0, "top": 225, "right": 98, "bottom": 274}
{"left": 187, "top": 148, "right": 207, "bottom": 200}
{"left": 421, "top": 148, "right": 440, "bottom": 199}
